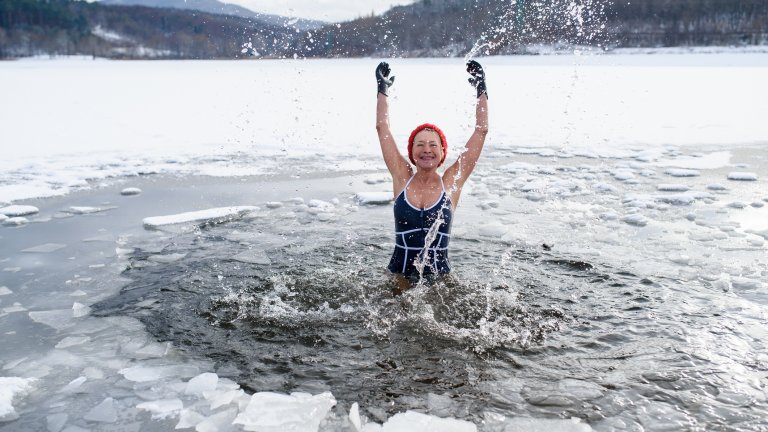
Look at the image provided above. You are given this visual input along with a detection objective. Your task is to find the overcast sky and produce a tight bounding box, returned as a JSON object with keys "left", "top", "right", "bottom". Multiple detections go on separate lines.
{"left": 226, "top": 0, "right": 419, "bottom": 22}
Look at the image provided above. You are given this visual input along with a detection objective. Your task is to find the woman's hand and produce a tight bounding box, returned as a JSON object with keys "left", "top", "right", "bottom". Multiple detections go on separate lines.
{"left": 466, "top": 60, "right": 487, "bottom": 98}
{"left": 376, "top": 61, "right": 395, "bottom": 96}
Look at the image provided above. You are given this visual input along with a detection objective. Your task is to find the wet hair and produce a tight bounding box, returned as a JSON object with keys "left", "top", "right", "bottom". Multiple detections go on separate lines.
{"left": 407, "top": 123, "right": 448, "bottom": 166}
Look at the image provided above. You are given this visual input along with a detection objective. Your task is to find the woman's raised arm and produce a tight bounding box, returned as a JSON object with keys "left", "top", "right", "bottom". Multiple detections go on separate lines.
{"left": 375, "top": 62, "right": 412, "bottom": 192}
{"left": 444, "top": 60, "right": 489, "bottom": 200}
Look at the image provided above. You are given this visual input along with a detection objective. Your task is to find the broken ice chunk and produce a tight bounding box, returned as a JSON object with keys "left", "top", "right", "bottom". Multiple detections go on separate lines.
{"left": 136, "top": 398, "right": 183, "bottom": 419}
{"left": 83, "top": 397, "right": 118, "bottom": 423}
{"left": 185, "top": 373, "right": 218, "bottom": 395}
{"left": 0, "top": 205, "right": 39, "bottom": 217}
{"left": 233, "top": 391, "right": 336, "bottom": 431}
{"left": 121, "top": 187, "right": 142, "bottom": 196}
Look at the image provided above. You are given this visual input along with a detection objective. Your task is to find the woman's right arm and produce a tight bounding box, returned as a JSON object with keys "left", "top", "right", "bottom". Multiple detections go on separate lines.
{"left": 375, "top": 62, "right": 411, "bottom": 193}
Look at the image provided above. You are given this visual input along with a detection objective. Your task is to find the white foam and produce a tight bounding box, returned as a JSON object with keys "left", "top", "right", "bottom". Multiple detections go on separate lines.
{"left": 354, "top": 192, "right": 393, "bottom": 205}
{"left": 142, "top": 206, "right": 259, "bottom": 229}
{"left": 727, "top": 172, "right": 758, "bottom": 181}
{"left": 0, "top": 377, "right": 36, "bottom": 422}
{"left": 0, "top": 205, "right": 39, "bottom": 217}
{"left": 233, "top": 391, "right": 336, "bottom": 431}
{"left": 0, "top": 214, "right": 7, "bottom": 223}
{"left": 728, "top": 201, "right": 748, "bottom": 209}
{"left": 0, "top": 287, "right": 11, "bottom": 296}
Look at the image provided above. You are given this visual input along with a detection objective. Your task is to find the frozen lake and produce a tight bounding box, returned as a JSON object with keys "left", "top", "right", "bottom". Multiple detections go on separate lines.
{"left": 1, "top": 53, "right": 767, "bottom": 431}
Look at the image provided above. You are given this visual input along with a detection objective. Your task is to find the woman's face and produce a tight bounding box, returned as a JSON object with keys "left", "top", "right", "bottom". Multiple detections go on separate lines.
{"left": 412, "top": 129, "right": 443, "bottom": 170}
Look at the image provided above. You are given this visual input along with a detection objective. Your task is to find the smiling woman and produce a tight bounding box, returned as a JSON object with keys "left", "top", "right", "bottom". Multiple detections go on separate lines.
{"left": 375, "top": 60, "right": 489, "bottom": 286}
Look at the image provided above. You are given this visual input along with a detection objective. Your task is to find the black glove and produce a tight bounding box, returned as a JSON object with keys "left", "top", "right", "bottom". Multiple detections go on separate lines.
{"left": 376, "top": 61, "right": 395, "bottom": 96}
{"left": 466, "top": 60, "right": 487, "bottom": 98}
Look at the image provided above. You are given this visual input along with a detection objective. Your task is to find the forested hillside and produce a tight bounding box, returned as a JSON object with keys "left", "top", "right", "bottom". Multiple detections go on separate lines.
{"left": 0, "top": 0, "right": 294, "bottom": 58}
{"left": 1, "top": 0, "right": 766, "bottom": 59}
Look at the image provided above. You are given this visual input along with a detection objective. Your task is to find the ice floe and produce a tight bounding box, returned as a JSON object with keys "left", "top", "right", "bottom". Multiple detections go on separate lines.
{"left": 623, "top": 214, "right": 648, "bottom": 227}
{"left": 727, "top": 172, "right": 758, "bottom": 181}
{"left": 83, "top": 397, "right": 118, "bottom": 423}
{"left": 120, "top": 187, "right": 142, "bottom": 196}
{"left": 232, "top": 249, "right": 272, "bottom": 265}
{"left": 21, "top": 243, "right": 67, "bottom": 253}
{"left": 490, "top": 416, "right": 592, "bottom": 432}
{"left": 232, "top": 391, "right": 336, "bottom": 431}
{"left": 120, "top": 364, "right": 200, "bottom": 382}
{"left": 656, "top": 184, "right": 690, "bottom": 192}
{"left": 143, "top": 206, "right": 259, "bottom": 229}
{"left": 0, "top": 205, "right": 39, "bottom": 217}
{"left": 136, "top": 399, "right": 184, "bottom": 419}
{"left": 63, "top": 206, "right": 115, "bottom": 215}
{"left": 3, "top": 217, "right": 28, "bottom": 226}
{"left": 664, "top": 168, "right": 700, "bottom": 177}
{"left": 354, "top": 192, "right": 394, "bottom": 205}
{"left": 0, "top": 377, "right": 36, "bottom": 422}
{"left": 375, "top": 410, "right": 477, "bottom": 432}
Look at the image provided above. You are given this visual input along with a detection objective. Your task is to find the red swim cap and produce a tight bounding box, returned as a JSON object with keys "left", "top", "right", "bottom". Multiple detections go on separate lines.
{"left": 408, "top": 123, "right": 448, "bottom": 167}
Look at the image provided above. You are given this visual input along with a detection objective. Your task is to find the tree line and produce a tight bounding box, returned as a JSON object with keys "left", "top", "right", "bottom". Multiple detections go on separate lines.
{"left": 0, "top": 0, "right": 294, "bottom": 59}
{"left": 1, "top": 0, "right": 766, "bottom": 60}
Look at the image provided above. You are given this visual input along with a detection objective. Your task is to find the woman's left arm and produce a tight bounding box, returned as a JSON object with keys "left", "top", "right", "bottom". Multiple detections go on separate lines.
{"left": 444, "top": 60, "right": 489, "bottom": 200}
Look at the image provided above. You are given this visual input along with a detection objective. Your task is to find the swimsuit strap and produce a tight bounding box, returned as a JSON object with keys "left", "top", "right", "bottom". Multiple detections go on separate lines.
{"left": 396, "top": 173, "right": 417, "bottom": 199}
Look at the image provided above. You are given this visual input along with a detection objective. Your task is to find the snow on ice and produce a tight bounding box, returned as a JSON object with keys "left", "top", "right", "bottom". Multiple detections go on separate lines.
{"left": 142, "top": 206, "right": 260, "bottom": 229}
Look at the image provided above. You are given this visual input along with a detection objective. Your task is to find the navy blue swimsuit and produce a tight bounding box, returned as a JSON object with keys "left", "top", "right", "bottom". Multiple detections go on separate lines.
{"left": 388, "top": 175, "right": 453, "bottom": 277}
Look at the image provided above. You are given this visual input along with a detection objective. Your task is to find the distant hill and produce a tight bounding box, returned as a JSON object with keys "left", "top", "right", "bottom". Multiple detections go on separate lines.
{"left": 98, "top": 0, "right": 327, "bottom": 30}
{"left": 0, "top": 0, "right": 766, "bottom": 59}
{"left": 0, "top": 0, "right": 297, "bottom": 59}
{"left": 291, "top": 0, "right": 768, "bottom": 58}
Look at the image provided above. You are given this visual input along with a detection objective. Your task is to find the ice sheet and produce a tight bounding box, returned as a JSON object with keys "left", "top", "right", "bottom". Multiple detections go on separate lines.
{"left": 142, "top": 206, "right": 260, "bottom": 229}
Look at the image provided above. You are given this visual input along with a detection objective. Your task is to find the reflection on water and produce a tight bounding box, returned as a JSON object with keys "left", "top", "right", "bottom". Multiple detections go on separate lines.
{"left": 92, "top": 202, "right": 768, "bottom": 429}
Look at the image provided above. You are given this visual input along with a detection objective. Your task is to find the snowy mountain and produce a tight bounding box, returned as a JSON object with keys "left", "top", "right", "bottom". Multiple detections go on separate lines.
{"left": 98, "top": 0, "right": 327, "bottom": 30}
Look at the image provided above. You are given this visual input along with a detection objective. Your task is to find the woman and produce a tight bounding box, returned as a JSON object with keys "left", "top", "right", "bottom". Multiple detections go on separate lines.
{"left": 375, "top": 60, "right": 489, "bottom": 286}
